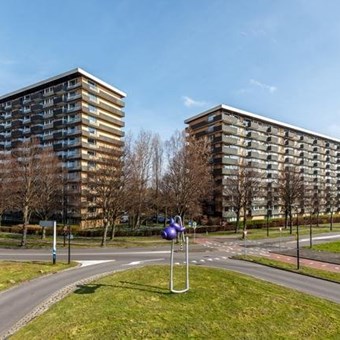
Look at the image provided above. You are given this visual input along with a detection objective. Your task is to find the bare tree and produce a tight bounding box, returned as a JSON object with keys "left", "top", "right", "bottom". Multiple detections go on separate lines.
{"left": 86, "top": 148, "right": 126, "bottom": 246}
{"left": 325, "top": 181, "right": 337, "bottom": 230}
{"left": 162, "top": 130, "right": 213, "bottom": 220}
{"left": 9, "top": 139, "right": 42, "bottom": 246}
{"left": 224, "top": 162, "right": 264, "bottom": 233}
{"left": 124, "top": 131, "right": 154, "bottom": 228}
{"left": 312, "top": 178, "right": 326, "bottom": 227}
{"left": 150, "top": 134, "right": 164, "bottom": 220}
{"left": 0, "top": 152, "right": 12, "bottom": 225}
{"left": 35, "top": 147, "right": 64, "bottom": 238}
{"left": 277, "top": 165, "right": 304, "bottom": 234}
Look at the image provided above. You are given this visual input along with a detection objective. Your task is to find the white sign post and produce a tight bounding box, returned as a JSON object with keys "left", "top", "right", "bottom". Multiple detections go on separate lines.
{"left": 192, "top": 222, "right": 197, "bottom": 242}
{"left": 39, "top": 221, "right": 57, "bottom": 264}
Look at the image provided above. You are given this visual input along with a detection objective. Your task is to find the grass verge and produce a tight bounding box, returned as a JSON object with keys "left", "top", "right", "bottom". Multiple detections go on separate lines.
{"left": 235, "top": 255, "right": 340, "bottom": 283}
{"left": 312, "top": 241, "right": 340, "bottom": 253}
{"left": 0, "top": 232, "right": 167, "bottom": 249}
{"left": 12, "top": 265, "right": 340, "bottom": 339}
{"left": 0, "top": 261, "right": 77, "bottom": 292}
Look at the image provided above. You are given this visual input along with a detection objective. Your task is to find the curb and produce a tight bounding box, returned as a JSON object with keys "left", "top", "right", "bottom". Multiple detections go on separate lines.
{"left": 0, "top": 268, "right": 125, "bottom": 339}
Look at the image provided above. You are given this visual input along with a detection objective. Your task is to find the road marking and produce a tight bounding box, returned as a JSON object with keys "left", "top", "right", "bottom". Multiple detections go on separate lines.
{"left": 300, "top": 234, "right": 340, "bottom": 242}
{"left": 77, "top": 260, "right": 115, "bottom": 267}
{"left": 123, "top": 258, "right": 165, "bottom": 266}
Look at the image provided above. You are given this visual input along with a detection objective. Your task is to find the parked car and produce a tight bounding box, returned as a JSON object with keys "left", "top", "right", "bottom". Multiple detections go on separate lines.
{"left": 152, "top": 215, "right": 170, "bottom": 223}
{"left": 120, "top": 214, "right": 129, "bottom": 223}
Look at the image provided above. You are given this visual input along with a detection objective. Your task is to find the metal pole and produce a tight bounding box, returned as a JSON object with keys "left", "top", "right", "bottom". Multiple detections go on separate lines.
{"left": 266, "top": 212, "right": 269, "bottom": 237}
{"left": 279, "top": 227, "right": 282, "bottom": 250}
{"left": 52, "top": 221, "right": 57, "bottom": 265}
{"left": 68, "top": 225, "right": 71, "bottom": 264}
{"left": 244, "top": 230, "right": 247, "bottom": 256}
{"left": 296, "top": 221, "right": 300, "bottom": 270}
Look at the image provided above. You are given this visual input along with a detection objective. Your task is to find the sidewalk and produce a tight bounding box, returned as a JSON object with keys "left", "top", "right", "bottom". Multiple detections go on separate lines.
{"left": 268, "top": 252, "right": 340, "bottom": 273}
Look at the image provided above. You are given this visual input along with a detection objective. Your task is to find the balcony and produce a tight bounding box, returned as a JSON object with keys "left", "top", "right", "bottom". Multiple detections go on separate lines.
{"left": 222, "top": 156, "right": 238, "bottom": 165}
{"left": 67, "top": 105, "right": 81, "bottom": 113}
{"left": 66, "top": 93, "right": 82, "bottom": 102}
{"left": 31, "top": 125, "right": 43, "bottom": 134}
{"left": 31, "top": 92, "right": 43, "bottom": 101}
{"left": 67, "top": 81, "right": 81, "bottom": 90}
{"left": 223, "top": 146, "right": 238, "bottom": 155}
{"left": 31, "top": 103, "right": 43, "bottom": 111}
{"left": 222, "top": 125, "right": 238, "bottom": 135}
{"left": 222, "top": 114, "right": 238, "bottom": 125}
{"left": 31, "top": 114, "right": 44, "bottom": 124}
{"left": 54, "top": 84, "right": 66, "bottom": 94}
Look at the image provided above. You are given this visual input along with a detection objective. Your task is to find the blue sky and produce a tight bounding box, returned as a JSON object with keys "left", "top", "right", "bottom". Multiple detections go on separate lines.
{"left": 1, "top": 0, "right": 340, "bottom": 140}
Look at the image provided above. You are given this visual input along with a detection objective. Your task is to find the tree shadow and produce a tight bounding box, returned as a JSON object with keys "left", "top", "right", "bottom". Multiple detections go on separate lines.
{"left": 74, "top": 284, "right": 107, "bottom": 294}
{"left": 116, "top": 281, "right": 170, "bottom": 295}
{"left": 74, "top": 281, "right": 170, "bottom": 295}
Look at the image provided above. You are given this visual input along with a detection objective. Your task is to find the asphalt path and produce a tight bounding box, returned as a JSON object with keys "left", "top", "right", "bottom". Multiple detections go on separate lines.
{"left": 1, "top": 236, "right": 340, "bottom": 337}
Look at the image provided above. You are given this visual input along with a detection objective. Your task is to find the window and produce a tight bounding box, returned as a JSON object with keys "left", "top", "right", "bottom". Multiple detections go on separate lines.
{"left": 88, "top": 138, "right": 96, "bottom": 145}
{"left": 88, "top": 94, "right": 97, "bottom": 102}
{"left": 88, "top": 80, "right": 98, "bottom": 91}
{"left": 88, "top": 104, "right": 97, "bottom": 113}
{"left": 207, "top": 115, "right": 215, "bottom": 122}
{"left": 89, "top": 127, "right": 96, "bottom": 135}
{"left": 88, "top": 116, "right": 97, "bottom": 124}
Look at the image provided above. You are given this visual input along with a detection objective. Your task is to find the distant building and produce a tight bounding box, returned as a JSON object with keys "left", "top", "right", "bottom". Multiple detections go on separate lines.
{"left": 185, "top": 104, "right": 340, "bottom": 220}
{"left": 0, "top": 68, "right": 126, "bottom": 225}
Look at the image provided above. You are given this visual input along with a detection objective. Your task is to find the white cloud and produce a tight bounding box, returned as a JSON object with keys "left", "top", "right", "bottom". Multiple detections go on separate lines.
{"left": 249, "top": 79, "right": 277, "bottom": 93}
{"left": 182, "top": 96, "right": 207, "bottom": 108}
{"left": 326, "top": 123, "right": 340, "bottom": 138}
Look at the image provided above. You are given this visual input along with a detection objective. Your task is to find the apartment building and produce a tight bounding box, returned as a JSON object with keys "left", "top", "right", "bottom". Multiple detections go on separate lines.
{"left": 185, "top": 104, "right": 340, "bottom": 221}
{"left": 0, "top": 68, "right": 126, "bottom": 225}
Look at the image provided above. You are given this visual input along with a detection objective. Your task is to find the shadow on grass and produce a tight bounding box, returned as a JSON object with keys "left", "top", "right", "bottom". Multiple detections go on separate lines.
{"left": 74, "top": 281, "right": 170, "bottom": 295}
{"left": 74, "top": 284, "right": 107, "bottom": 294}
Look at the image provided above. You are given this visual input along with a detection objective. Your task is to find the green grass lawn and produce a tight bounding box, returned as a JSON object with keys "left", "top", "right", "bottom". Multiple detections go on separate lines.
{"left": 0, "top": 232, "right": 168, "bottom": 249}
{"left": 201, "top": 224, "right": 340, "bottom": 241}
{"left": 312, "top": 241, "right": 340, "bottom": 253}
{"left": 12, "top": 265, "right": 340, "bottom": 339}
{"left": 244, "top": 224, "right": 340, "bottom": 240}
{"left": 0, "top": 261, "right": 77, "bottom": 291}
{"left": 235, "top": 255, "right": 340, "bottom": 283}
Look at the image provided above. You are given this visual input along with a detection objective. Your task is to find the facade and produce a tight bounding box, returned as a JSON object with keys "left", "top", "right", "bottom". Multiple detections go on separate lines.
{"left": 0, "top": 68, "right": 126, "bottom": 225}
{"left": 185, "top": 104, "right": 340, "bottom": 221}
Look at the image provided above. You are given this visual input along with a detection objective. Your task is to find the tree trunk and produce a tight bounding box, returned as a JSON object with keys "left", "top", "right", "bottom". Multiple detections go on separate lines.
{"left": 101, "top": 220, "right": 110, "bottom": 247}
{"left": 242, "top": 209, "right": 247, "bottom": 233}
{"left": 284, "top": 209, "right": 288, "bottom": 229}
{"left": 330, "top": 210, "right": 333, "bottom": 231}
{"left": 289, "top": 210, "right": 293, "bottom": 235}
{"left": 21, "top": 206, "right": 30, "bottom": 247}
{"left": 235, "top": 212, "right": 240, "bottom": 234}
{"left": 41, "top": 227, "right": 46, "bottom": 239}
{"left": 110, "top": 222, "right": 116, "bottom": 240}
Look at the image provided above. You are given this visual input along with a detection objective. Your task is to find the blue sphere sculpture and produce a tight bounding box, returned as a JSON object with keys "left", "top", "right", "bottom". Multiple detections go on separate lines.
{"left": 161, "top": 226, "right": 177, "bottom": 240}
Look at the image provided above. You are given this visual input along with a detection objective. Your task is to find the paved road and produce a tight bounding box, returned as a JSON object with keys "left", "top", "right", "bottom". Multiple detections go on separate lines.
{"left": 1, "top": 235, "right": 340, "bottom": 338}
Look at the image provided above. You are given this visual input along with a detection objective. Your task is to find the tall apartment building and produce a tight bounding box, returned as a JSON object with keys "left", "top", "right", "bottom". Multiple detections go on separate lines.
{"left": 0, "top": 68, "right": 126, "bottom": 225}
{"left": 185, "top": 104, "right": 340, "bottom": 221}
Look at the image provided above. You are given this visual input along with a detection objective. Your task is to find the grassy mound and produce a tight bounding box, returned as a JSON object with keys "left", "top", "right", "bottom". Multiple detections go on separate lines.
{"left": 12, "top": 265, "right": 340, "bottom": 339}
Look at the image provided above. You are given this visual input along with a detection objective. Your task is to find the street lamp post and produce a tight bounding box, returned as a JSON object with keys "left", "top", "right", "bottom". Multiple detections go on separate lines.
{"left": 296, "top": 209, "right": 300, "bottom": 270}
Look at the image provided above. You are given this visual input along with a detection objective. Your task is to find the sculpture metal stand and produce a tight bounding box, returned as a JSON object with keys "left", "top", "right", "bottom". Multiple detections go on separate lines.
{"left": 161, "top": 215, "right": 190, "bottom": 294}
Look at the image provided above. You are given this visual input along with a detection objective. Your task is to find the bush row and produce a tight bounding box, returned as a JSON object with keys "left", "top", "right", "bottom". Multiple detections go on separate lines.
{"left": 0, "top": 213, "right": 338, "bottom": 238}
